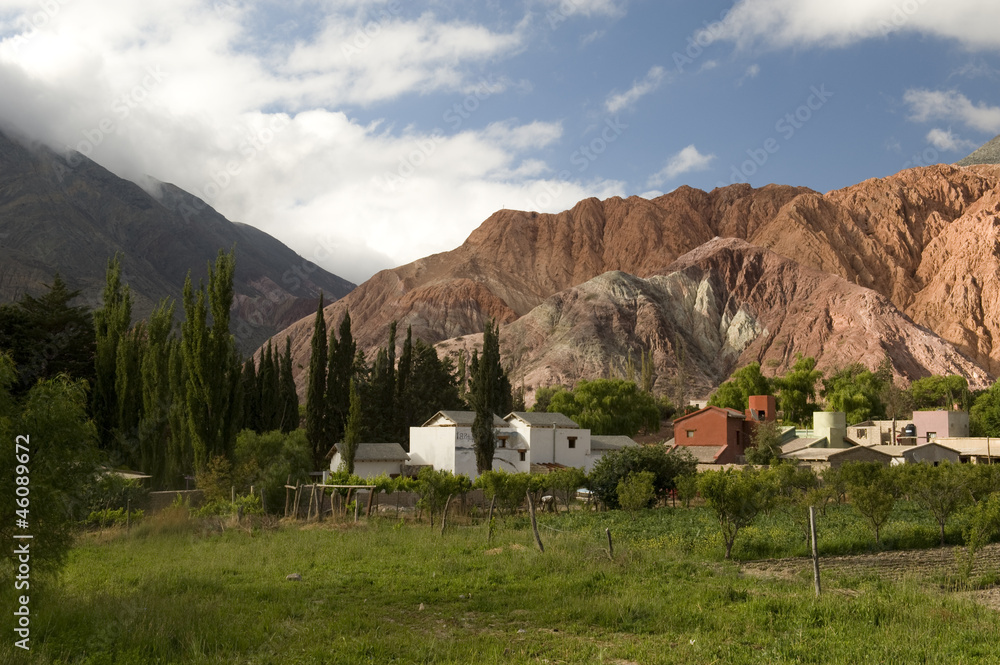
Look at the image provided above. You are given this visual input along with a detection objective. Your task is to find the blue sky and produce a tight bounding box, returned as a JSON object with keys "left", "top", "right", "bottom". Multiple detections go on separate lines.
{"left": 1, "top": 0, "right": 998, "bottom": 283}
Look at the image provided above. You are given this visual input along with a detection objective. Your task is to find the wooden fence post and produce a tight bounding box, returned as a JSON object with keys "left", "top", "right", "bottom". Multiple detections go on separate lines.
{"left": 810, "top": 505, "right": 821, "bottom": 597}
{"left": 526, "top": 491, "right": 544, "bottom": 553}
{"left": 440, "top": 494, "right": 453, "bottom": 536}
{"left": 606, "top": 528, "right": 614, "bottom": 561}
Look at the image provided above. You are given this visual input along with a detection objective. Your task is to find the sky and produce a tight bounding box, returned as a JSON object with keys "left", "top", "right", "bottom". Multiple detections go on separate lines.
{"left": 1, "top": 0, "right": 999, "bottom": 285}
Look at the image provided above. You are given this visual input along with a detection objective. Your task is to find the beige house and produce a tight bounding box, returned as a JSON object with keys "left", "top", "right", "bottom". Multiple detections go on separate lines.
{"left": 932, "top": 438, "right": 1000, "bottom": 464}
{"left": 867, "top": 442, "right": 961, "bottom": 466}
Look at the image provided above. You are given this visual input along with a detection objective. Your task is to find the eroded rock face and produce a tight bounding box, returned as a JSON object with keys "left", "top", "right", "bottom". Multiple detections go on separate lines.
{"left": 275, "top": 164, "right": 1000, "bottom": 396}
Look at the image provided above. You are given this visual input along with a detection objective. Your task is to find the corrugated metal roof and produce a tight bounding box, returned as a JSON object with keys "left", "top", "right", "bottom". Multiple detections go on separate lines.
{"left": 506, "top": 411, "right": 580, "bottom": 428}
{"left": 590, "top": 435, "right": 639, "bottom": 451}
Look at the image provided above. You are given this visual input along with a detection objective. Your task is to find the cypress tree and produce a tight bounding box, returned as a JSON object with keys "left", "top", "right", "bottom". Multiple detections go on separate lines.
{"left": 470, "top": 319, "right": 512, "bottom": 473}
{"left": 365, "top": 322, "right": 397, "bottom": 442}
{"left": 393, "top": 325, "right": 413, "bottom": 443}
{"left": 258, "top": 341, "right": 280, "bottom": 431}
{"left": 341, "top": 377, "right": 362, "bottom": 474}
{"left": 279, "top": 337, "right": 299, "bottom": 433}
{"left": 305, "top": 295, "right": 328, "bottom": 469}
{"left": 326, "top": 310, "right": 356, "bottom": 445}
{"left": 239, "top": 357, "right": 258, "bottom": 433}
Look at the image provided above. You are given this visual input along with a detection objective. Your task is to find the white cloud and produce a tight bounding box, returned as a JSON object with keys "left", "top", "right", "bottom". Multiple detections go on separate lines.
{"left": 0, "top": 1, "right": 630, "bottom": 285}
{"left": 542, "top": 0, "right": 626, "bottom": 19}
{"left": 737, "top": 63, "right": 759, "bottom": 86}
{"left": 604, "top": 65, "right": 666, "bottom": 114}
{"left": 647, "top": 145, "right": 715, "bottom": 186}
{"left": 925, "top": 127, "right": 976, "bottom": 152}
{"left": 708, "top": 0, "right": 1000, "bottom": 51}
{"left": 904, "top": 89, "right": 1000, "bottom": 134}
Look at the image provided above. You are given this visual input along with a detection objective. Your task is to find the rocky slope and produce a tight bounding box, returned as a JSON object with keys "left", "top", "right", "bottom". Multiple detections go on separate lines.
{"left": 436, "top": 239, "right": 987, "bottom": 397}
{"left": 274, "top": 162, "right": 1000, "bottom": 396}
{"left": 0, "top": 129, "right": 354, "bottom": 352}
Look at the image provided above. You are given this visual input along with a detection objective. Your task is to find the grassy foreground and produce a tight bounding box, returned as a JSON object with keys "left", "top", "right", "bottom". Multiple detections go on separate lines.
{"left": 6, "top": 506, "right": 1000, "bottom": 665}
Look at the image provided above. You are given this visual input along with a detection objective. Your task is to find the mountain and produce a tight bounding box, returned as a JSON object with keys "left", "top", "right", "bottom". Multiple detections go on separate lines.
{"left": 957, "top": 134, "right": 1000, "bottom": 166}
{"left": 271, "top": 163, "right": 1000, "bottom": 396}
{"left": 436, "top": 239, "right": 987, "bottom": 397}
{"left": 0, "top": 129, "right": 354, "bottom": 352}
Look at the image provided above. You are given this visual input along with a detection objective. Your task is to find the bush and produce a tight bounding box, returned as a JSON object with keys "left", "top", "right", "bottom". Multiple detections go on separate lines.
{"left": 233, "top": 429, "right": 312, "bottom": 513}
{"left": 193, "top": 493, "right": 264, "bottom": 519}
{"left": 477, "top": 470, "right": 532, "bottom": 515}
{"left": 83, "top": 474, "right": 149, "bottom": 515}
{"left": 85, "top": 508, "right": 145, "bottom": 528}
{"left": 617, "top": 471, "right": 656, "bottom": 514}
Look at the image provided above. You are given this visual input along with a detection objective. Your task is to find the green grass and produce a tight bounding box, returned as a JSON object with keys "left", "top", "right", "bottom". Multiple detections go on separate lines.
{"left": 5, "top": 504, "right": 1000, "bottom": 664}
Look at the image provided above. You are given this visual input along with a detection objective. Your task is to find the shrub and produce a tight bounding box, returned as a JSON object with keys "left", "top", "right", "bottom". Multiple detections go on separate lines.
{"left": 617, "top": 471, "right": 656, "bottom": 515}
{"left": 589, "top": 444, "right": 696, "bottom": 509}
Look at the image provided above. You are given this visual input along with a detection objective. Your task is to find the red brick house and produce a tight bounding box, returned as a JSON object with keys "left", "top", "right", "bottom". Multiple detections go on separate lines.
{"left": 671, "top": 395, "right": 777, "bottom": 465}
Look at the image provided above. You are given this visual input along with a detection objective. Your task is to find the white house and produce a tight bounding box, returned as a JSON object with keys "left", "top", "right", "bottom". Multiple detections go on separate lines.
{"left": 407, "top": 410, "right": 638, "bottom": 480}
{"left": 329, "top": 443, "right": 409, "bottom": 479}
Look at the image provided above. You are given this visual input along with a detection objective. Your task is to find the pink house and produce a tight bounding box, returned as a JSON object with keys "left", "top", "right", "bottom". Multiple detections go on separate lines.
{"left": 910, "top": 410, "right": 969, "bottom": 445}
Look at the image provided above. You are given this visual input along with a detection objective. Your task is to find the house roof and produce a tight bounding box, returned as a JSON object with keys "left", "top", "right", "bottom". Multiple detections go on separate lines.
{"left": 934, "top": 437, "right": 1000, "bottom": 457}
{"left": 781, "top": 436, "right": 829, "bottom": 454}
{"left": 782, "top": 445, "right": 892, "bottom": 462}
{"left": 671, "top": 443, "right": 724, "bottom": 463}
{"left": 420, "top": 410, "right": 507, "bottom": 427}
{"left": 869, "top": 442, "right": 960, "bottom": 458}
{"left": 673, "top": 405, "right": 745, "bottom": 425}
{"left": 591, "top": 435, "right": 639, "bottom": 451}
{"left": 505, "top": 411, "right": 579, "bottom": 428}
{"left": 333, "top": 443, "right": 409, "bottom": 462}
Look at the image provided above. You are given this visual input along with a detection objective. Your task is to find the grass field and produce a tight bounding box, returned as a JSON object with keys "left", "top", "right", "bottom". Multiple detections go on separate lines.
{"left": 6, "top": 502, "right": 1000, "bottom": 664}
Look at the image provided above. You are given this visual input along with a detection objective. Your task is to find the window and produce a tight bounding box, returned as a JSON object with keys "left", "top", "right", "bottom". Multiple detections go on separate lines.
{"left": 926, "top": 432, "right": 936, "bottom": 441}
{"left": 567, "top": 436, "right": 577, "bottom": 449}
{"left": 857, "top": 429, "right": 867, "bottom": 439}
{"left": 686, "top": 430, "right": 695, "bottom": 438}
{"left": 497, "top": 435, "right": 508, "bottom": 448}
{"left": 519, "top": 450, "right": 526, "bottom": 462}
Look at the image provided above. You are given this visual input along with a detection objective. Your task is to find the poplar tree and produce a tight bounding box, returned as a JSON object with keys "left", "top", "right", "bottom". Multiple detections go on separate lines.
{"left": 93, "top": 255, "right": 131, "bottom": 449}
{"left": 258, "top": 341, "right": 280, "bottom": 431}
{"left": 138, "top": 299, "right": 175, "bottom": 488}
{"left": 365, "top": 322, "right": 397, "bottom": 443}
{"left": 114, "top": 323, "right": 145, "bottom": 466}
{"left": 305, "top": 295, "right": 328, "bottom": 468}
{"left": 394, "top": 325, "right": 414, "bottom": 443}
{"left": 167, "top": 337, "right": 191, "bottom": 481}
{"left": 279, "top": 337, "right": 299, "bottom": 432}
{"left": 180, "top": 249, "right": 241, "bottom": 470}
{"left": 239, "top": 357, "right": 259, "bottom": 432}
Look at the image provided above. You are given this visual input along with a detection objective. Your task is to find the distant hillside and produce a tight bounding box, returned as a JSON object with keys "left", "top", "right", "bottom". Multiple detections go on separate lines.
{"left": 0, "top": 129, "right": 354, "bottom": 352}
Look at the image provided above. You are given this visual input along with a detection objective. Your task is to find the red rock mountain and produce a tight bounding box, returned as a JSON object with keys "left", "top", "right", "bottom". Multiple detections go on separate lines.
{"left": 274, "top": 163, "right": 1000, "bottom": 396}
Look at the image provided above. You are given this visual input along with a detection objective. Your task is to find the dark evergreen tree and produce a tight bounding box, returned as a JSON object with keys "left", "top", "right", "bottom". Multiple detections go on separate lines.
{"left": 404, "top": 339, "right": 463, "bottom": 444}
{"left": 364, "top": 322, "right": 397, "bottom": 442}
{"left": 166, "top": 337, "right": 191, "bottom": 482}
{"left": 279, "top": 337, "right": 299, "bottom": 433}
{"left": 325, "top": 309, "right": 356, "bottom": 445}
{"left": 341, "top": 377, "right": 362, "bottom": 474}
{"left": 393, "top": 325, "right": 414, "bottom": 443}
{"left": 258, "top": 341, "right": 280, "bottom": 431}
{"left": 114, "top": 324, "right": 145, "bottom": 467}
{"left": 469, "top": 319, "right": 512, "bottom": 472}
{"left": 305, "top": 295, "right": 328, "bottom": 469}
{"left": 239, "top": 356, "right": 259, "bottom": 432}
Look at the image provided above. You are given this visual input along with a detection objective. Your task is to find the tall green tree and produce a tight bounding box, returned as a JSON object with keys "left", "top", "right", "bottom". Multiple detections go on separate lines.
{"left": 113, "top": 323, "right": 145, "bottom": 467}
{"left": 394, "top": 325, "right": 414, "bottom": 443}
{"left": 138, "top": 299, "right": 175, "bottom": 488}
{"left": 698, "top": 466, "right": 778, "bottom": 559}
{"left": 257, "top": 341, "right": 280, "bottom": 431}
{"left": 93, "top": 256, "right": 132, "bottom": 449}
{"left": 305, "top": 295, "right": 328, "bottom": 468}
{"left": 278, "top": 337, "right": 299, "bottom": 433}
{"left": 469, "top": 319, "right": 512, "bottom": 473}
{"left": 166, "top": 337, "right": 192, "bottom": 480}
{"left": 709, "top": 362, "right": 772, "bottom": 412}
{"left": 841, "top": 461, "right": 898, "bottom": 545}
{"left": 365, "top": 322, "right": 398, "bottom": 443}
{"left": 340, "top": 378, "right": 362, "bottom": 474}
{"left": 821, "top": 364, "right": 886, "bottom": 424}
{"left": 180, "top": 249, "right": 242, "bottom": 471}
{"left": 326, "top": 309, "right": 356, "bottom": 445}
{"left": 238, "top": 356, "right": 259, "bottom": 433}
{"left": 972, "top": 382, "right": 1000, "bottom": 437}
{"left": 910, "top": 374, "right": 969, "bottom": 411}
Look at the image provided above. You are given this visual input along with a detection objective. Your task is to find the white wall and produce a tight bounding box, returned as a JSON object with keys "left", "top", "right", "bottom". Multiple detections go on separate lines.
{"left": 408, "top": 426, "right": 522, "bottom": 480}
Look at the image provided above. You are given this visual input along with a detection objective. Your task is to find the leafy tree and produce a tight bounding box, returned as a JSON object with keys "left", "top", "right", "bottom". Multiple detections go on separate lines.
{"left": 907, "top": 462, "right": 971, "bottom": 546}
{"left": 416, "top": 467, "right": 469, "bottom": 527}
{"left": 840, "top": 461, "right": 898, "bottom": 545}
{"left": 477, "top": 470, "right": 532, "bottom": 516}
{"left": 698, "top": 466, "right": 778, "bottom": 559}
{"left": 93, "top": 256, "right": 132, "bottom": 449}
{"left": 547, "top": 379, "right": 659, "bottom": 436}
{"left": 233, "top": 429, "right": 311, "bottom": 513}
{"left": 469, "top": 319, "right": 511, "bottom": 473}
{"left": 166, "top": 337, "right": 192, "bottom": 480}
{"left": 772, "top": 355, "right": 822, "bottom": 426}
{"left": 238, "top": 356, "right": 259, "bottom": 433}
{"left": 305, "top": 295, "right": 328, "bottom": 468}
{"left": 876, "top": 355, "right": 912, "bottom": 422}
{"left": 547, "top": 466, "right": 587, "bottom": 512}
{"left": 180, "top": 249, "right": 242, "bottom": 471}
{"left": 821, "top": 364, "right": 886, "bottom": 424}
{"left": 745, "top": 419, "right": 784, "bottom": 466}
{"left": 676, "top": 473, "right": 699, "bottom": 508}
{"left": 530, "top": 385, "right": 565, "bottom": 413}
{"left": 588, "top": 444, "right": 696, "bottom": 509}
{"left": 365, "top": 322, "right": 398, "bottom": 443}
{"left": 340, "top": 378, "right": 362, "bottom": 474}
{"left": 617, "top": 471, "right": 656, "bottom": 515}
{"left": 970, "top": 382, "right": 1000, "bottom": 437}
{"left": 278, "top": 338, "right": 298, "bottom": 433}
{"left": 709, "top": 362, "right": 771, "bottom": 412}
{"left": 959, "top": 493, "right": 1000, "bottom": 581}
{"left": 910, "top": 374, "right": 969, "bottom": 411}
{"left": 0, "top": 355, "right": 101, "bottom": 579}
